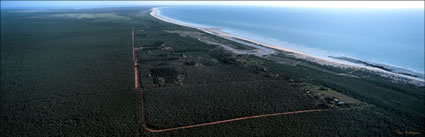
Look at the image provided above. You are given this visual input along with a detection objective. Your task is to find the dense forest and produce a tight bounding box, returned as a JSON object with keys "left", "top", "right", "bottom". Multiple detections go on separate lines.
{"left": 1, "top": 7, "right": 424, "bottom": 137}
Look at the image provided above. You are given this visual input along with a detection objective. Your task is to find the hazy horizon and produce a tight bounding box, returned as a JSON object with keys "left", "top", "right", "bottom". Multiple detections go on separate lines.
{"left": 2, "top": 1, "right": 424, "bottom": 9}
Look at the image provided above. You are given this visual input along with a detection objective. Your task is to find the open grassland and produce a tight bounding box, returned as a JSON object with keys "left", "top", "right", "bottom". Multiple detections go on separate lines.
{"left": 1, "top": 7, "right": 424, "bottom": 137}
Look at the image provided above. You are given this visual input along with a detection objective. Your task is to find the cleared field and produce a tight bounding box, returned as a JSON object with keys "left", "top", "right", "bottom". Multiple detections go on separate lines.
{"left": 300, "top": 83, "right": 363, "bottom": 104}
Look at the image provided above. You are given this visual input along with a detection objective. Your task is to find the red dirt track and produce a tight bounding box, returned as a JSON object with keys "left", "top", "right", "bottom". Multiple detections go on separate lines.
{"left": 132, "top": 28, "right": 139, "bottom": 89}
{"left": 143, "top": 109, "right": 326, "bottom": 133}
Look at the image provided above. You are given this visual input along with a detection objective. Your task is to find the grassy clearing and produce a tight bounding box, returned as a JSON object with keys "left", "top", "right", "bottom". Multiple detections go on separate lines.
{"left": 165, "top": 30, "right": 255, "bottom": 50}
{"left": 300, "top": 83, "right": 363, "bottom": 104}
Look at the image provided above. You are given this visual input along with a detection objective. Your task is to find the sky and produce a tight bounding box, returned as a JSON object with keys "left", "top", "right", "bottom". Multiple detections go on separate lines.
{"left": 1, "top": 1, "right": 424, "bottom": 9}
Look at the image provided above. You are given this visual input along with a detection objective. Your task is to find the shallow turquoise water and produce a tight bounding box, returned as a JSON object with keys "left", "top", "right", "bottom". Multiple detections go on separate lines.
{"left": 159, "top": 6, "right": 424, "bottom": 73}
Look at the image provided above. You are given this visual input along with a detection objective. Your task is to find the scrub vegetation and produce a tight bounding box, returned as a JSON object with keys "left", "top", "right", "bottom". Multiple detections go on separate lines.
{"left": 1, "top": 7, "right": 424, "bottom": 137}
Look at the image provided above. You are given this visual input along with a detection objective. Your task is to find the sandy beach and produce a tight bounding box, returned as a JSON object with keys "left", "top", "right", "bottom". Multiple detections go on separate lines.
{"left": 150, "top": 7, "right": 424, "bottom": 84}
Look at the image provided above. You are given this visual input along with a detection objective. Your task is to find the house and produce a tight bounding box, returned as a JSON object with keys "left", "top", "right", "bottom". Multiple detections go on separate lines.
{"left": 337, "top": 101, "right": 345, "bottom": 105}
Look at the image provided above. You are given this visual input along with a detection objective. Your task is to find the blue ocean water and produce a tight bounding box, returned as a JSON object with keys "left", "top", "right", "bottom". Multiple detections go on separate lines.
{"left": 158, "top": 6, "right": 424, "bottom": 73}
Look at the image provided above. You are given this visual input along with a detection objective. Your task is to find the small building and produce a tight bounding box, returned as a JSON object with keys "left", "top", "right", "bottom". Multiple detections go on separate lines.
{"left": 162, "top": 47, "right": 173, "bottom": 50}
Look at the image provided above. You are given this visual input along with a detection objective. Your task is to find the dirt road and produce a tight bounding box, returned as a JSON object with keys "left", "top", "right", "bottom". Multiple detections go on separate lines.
{"left": 142, "top": 109, "right": 325, "bottom": 133}
{"left": 132, "top": 28, "right": 139, "bottom": 89}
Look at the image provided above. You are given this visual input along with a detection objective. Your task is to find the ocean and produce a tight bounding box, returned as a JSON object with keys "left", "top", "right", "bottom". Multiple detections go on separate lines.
{"left": 157, "top": 6, "right": 424, "bottom": 74}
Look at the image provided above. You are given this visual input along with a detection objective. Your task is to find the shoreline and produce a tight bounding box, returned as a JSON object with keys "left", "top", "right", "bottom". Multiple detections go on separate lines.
{"left": 150, "top": 7, "right": 424, "bottom": 85}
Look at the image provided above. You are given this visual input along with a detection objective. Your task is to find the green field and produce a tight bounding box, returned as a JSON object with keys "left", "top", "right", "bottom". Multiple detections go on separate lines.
{"left": 1, "top": 7, "right": 424, "bottom": 137}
